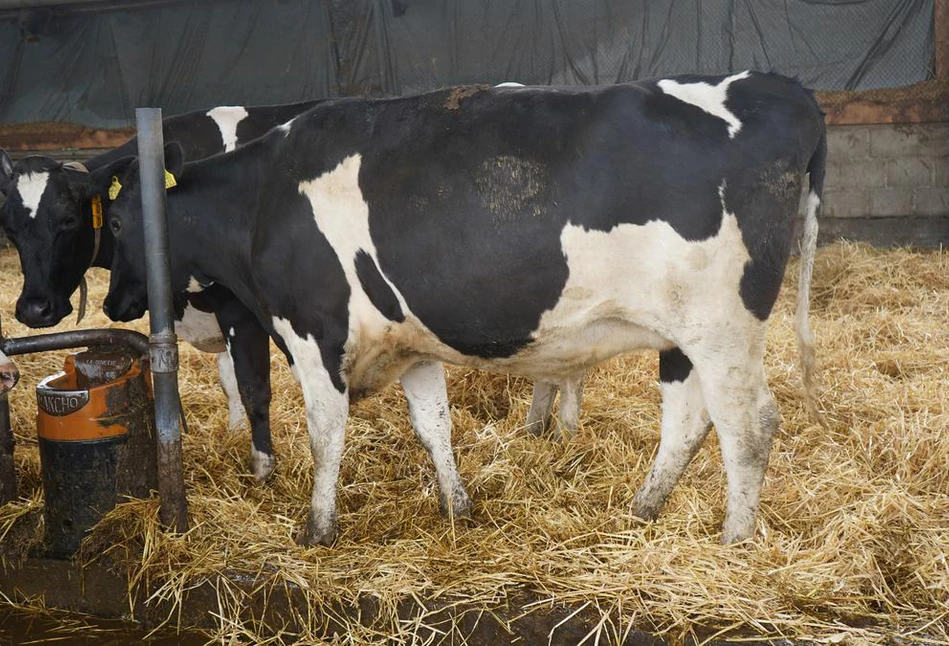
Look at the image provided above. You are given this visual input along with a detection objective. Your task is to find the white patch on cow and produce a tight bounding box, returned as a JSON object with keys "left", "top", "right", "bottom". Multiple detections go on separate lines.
{"left": 494, "top": 82, "right": 524, "bottom": 88}
{"left": 175, "top": 303, "right": 225, "bottom": 353}
{"left": 400, "top": 361, "right": 470, "bottom": 516}
{"left": 251, "top": 446, "right": 276, "bottom": 481}
{"left": 228, "top": 327, "right": 235, "bottom": 338}
{"left": 186, "top": 277, "right": 205, "bottom": 293}
{"left": 216, "top": 350, "right": 247, "bottom": 431}
{"left": 271, "top": 316, "right": 348, "bottom": 545}
{"left": 0, "top": 349, "right": 19, "bottom": 394}
{"left": 206, "top": 106, "right": 249, "bottom": 153}
{"left": 16, "top": 172, "right": 49, "bottom": 219}
{"left": 657, "top": 71, "right": 750, "bottom": 138}
{"left": 531, "top": 181, "right": 757, "bottom": 375}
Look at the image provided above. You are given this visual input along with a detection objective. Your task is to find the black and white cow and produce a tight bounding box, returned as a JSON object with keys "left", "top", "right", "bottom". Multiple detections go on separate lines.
{"left": 103, "top": 72, "right": 826, "bottom": 546}
{"left": 0, "top": 348, "right": 18, "bottom": 395}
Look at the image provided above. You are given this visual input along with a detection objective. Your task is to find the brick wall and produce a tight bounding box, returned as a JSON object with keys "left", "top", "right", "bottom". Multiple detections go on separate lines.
{"left": 820, "top": 123, "right": 949, "bottom": 246}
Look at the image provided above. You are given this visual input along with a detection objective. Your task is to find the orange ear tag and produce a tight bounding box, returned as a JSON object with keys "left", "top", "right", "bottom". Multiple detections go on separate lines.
{"left": 90, "top": 195, "right": 104, "bottom": 229}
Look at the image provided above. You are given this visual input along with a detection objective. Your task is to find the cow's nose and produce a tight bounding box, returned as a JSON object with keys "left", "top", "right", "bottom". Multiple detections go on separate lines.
{"left": 15, "top": 298, "right": 55, "bottom": 327}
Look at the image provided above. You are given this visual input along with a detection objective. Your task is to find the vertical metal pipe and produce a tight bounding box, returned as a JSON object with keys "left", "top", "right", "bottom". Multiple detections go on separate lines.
{"left": 136, "top": 108, "right": 188, "bottom": 532}
{"left": 0, "top": 316, "right": 17, "bottom": 505}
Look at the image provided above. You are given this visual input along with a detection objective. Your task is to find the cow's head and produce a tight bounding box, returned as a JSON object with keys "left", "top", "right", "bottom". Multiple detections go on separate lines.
{"left": 103, "top": 142, "right": 188, "bottom": 323}
{"left": 0, "top": 149, "right": 133, "bottom": 327}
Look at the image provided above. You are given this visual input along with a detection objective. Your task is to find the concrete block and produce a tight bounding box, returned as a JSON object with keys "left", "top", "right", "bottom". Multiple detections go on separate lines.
{"left": 823, "top": 188, "right": 869, "bottom": 218}
{"left": 885, "top": 158, "right": 933, "bottom": 187}
{"left": 825, "top": 158, "right": 885, "bottom": 189}
{"left": 913, "top": 186, "right": 949, "bottom": 216}
{"left": 870, "top": 124, "right": 949, "bottom": 159}
{"left": 826, "top": 126, "right": 870, "bottom": 160}
{"left": 869, "top": 187, "right": 914, "bottom": 217}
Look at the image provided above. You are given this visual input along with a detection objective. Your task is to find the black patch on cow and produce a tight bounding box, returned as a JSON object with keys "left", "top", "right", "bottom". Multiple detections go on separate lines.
{"left": 659, "top": 347, "right": 693, "bottom": 383}
{"left": 354, "top": 250, "right": 404, "bottom": 322}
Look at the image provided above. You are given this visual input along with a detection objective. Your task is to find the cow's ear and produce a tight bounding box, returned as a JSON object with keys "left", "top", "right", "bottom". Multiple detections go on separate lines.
{"left": 92, "top": 156, "right": 136, "bottom": 200}
{"left": 0, "top": 149, "right": 13, "bottom": 182}
{"left": 163, "top": 142, "right": 185, "bottom": 180}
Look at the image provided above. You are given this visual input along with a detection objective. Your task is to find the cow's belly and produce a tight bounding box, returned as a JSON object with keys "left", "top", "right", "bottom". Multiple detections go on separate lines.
{"left": 175, "top": 304, "right": 225, "bottom": 353}
{"left": 343, "top": 313, "right": 670, "bottom": 396}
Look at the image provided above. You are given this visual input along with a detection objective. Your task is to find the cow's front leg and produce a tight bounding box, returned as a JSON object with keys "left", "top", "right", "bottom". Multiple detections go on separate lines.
{"left": 400, "top": 361, "right": 471, "bottom": 518}
{"left": 213, "top": 298, "right": 275, "bottom": 481}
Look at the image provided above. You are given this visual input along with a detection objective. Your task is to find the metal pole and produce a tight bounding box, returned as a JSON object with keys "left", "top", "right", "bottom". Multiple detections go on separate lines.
{"left": 0, "top": 316, "right": 17, "bottom": 505}
{"left": 2, "top": 329, "right": 150, "bottom": 358}
{"left": 136, "top": 107, "right": 187, "bottom": 532}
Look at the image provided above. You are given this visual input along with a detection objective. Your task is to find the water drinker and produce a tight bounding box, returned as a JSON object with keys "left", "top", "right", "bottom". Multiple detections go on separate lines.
{"left": 36, "top": 347, "right": 158, "bottom": 558}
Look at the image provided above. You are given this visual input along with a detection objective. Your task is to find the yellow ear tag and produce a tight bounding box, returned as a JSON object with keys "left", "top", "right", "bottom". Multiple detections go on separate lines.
{"left": 164, "top": 170, "right": 177, "bottom": 189}
{"left": 108, "top": 176, "right": 122, "bottom": 201}
{"left": 90, "top": 195, "right": 103, "bottom": 229}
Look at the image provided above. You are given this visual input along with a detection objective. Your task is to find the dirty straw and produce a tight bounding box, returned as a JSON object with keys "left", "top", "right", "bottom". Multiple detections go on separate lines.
{"left": 0, "top": 242, "right": 947, "bottom": 644}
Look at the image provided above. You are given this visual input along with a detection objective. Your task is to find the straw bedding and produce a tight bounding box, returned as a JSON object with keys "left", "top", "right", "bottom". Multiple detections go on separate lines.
{"left": 0, "top": 242, "right": 946, "bottom": 644}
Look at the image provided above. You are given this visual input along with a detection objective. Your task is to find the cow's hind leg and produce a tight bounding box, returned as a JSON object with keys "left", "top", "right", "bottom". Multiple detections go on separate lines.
{"left": 633, "top": 348, "right": 711, "bottom": 521}
{"left": 400, "top": 361, "right": 471, "bottom": 517}
{"left": 214, "top": 300, "right": 276, "bottom": 481}
{"left": 693, "top": 336, "right": 779, "bottom": 544}
{"left": 525, "top": 373, "right": 585, "bottom": 439}
{"left": 525, "top": 382, "right": 557, "bottom": 436}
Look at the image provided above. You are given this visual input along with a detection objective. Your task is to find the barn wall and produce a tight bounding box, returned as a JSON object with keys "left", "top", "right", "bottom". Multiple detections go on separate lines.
{"left": 819, "top": 122, "right": 949, "bottom": 247}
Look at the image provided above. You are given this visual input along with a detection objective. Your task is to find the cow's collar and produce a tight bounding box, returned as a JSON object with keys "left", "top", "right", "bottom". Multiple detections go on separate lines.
{"left": 76, "top": 192, "right": 104, "bottom": 325}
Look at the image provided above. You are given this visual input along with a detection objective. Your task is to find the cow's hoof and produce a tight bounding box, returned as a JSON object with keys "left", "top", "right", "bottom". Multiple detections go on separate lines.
{"left": 631, "top": 493, "right": 662, "bottom": 522}
{"left": 439, "top": 488, "right": 472, "bottom": 519}
{"left": 250, "top": 448, "right": 276, "bottom": 482}
{"left": 524, "top": 416, "right": 552, "bottom": 438}
{"left": 720, "top": 524, "right": 755, "bottom": 545}
{"left": 296, "top": 520, "right": 337, "bottom": 547}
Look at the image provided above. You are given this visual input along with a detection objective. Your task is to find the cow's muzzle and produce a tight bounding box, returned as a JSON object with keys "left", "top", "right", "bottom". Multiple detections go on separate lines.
{"left": 103, "top": 294, "right": 146, "bottom": 323}
{"left": 15, "top": 295, "right": 71, "bottom": 328}
{"left": 0, "top": 358, "right": 20, "bottom": 394}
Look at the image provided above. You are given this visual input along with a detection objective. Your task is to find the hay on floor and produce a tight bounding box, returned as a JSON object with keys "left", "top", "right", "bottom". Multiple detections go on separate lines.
{"left": 0, "top": 242, "right": 946, "bottom": 644}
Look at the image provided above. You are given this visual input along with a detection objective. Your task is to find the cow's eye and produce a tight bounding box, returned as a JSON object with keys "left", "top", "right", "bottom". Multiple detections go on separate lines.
{"left": 110, "top": 218, "right": 122, "bottom": 235}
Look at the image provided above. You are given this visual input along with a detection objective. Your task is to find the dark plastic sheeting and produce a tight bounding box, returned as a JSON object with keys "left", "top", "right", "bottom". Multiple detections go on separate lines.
{"left": 0, "top": 0, "right": 935, "bottom": 129}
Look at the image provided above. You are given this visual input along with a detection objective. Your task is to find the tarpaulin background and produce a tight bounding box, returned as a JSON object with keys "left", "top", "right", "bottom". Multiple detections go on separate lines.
{"left": 0, "top": 0, "right": 935, "bottom": 129}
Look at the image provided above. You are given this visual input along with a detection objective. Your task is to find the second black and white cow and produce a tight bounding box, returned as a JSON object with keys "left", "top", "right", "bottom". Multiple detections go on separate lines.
{"left": 104, "top": 72, "right": 826, "bottom": 546}
{"left": 0, "top": 102, "right": 320, "bottom": 479}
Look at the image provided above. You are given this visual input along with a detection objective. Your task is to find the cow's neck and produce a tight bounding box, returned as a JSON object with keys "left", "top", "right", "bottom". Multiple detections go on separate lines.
{"left": 167, "top": 148, "right": 265, "bottom": 295}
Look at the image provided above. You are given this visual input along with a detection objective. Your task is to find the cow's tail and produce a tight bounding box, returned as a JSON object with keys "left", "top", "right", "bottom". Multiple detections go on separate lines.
{"left": 795, "top": 124, "right": 826, "bottom": 425}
